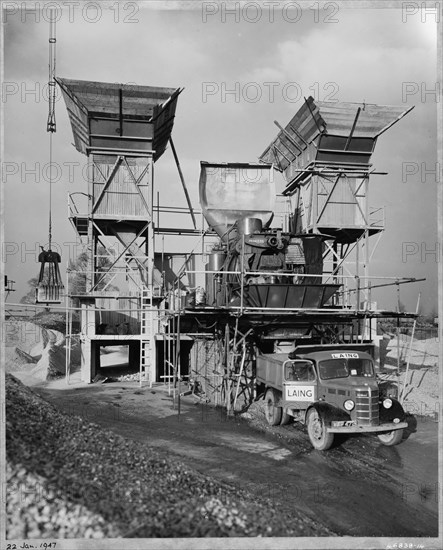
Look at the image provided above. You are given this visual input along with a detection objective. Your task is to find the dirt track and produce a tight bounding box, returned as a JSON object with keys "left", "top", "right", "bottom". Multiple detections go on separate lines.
{"left": 19, "top": 373, "right": 438, "bottom": 539}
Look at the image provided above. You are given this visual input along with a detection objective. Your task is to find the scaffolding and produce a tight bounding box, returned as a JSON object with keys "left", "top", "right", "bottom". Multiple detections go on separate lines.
{"left": 55, "top": 89, "right": 422, "bottom": 414}
{"left": 161, "top": 245, "right": 422, "bottom": 413}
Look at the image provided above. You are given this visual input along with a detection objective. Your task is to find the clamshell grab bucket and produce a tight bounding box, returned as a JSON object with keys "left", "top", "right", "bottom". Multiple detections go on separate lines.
{"left": 35, "top": 249, "right": 64, "bottom": 304}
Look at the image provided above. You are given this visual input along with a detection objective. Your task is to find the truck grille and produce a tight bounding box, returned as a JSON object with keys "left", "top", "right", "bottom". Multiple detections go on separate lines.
{"left": 355, "top": 388, "right": 379, "bottom": 425}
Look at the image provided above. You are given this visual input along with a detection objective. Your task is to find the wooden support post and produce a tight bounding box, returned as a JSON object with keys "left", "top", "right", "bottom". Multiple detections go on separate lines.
{"left": 400, "top": 293, "right": 421, "bottom": 404}
{"left": 80, "top": 298, "right": 95, "bottom": 383}
{"left": 240, "top": 234, "right": 245, "bottom": 314}
{"left": 225, "top": 323, "right": 230, "bottom": 414}
{"left": 273, "top": 120, "right": 303, "bottom": 153}
{"left": 304, "top": 96, "right": 324, "bottom": 134}
{"left": 396, "top": 282, "right": 401, "bottom": 373}
{"left": 172, "top": 311, "right": 176, "bottom": 407}
{"left": 344, "top": 107, "right": 361, "bottom": 151}
{"left": 312, "top": 175, "right": 318, "bottom": 232}
{"left": 169, "top": 137, "right": 197, "bottom": 229}
{"left": 233, "top": 344, "right": 246, "bottom": 413}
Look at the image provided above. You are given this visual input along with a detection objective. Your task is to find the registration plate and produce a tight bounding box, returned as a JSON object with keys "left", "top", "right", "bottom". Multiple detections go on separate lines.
{"left": 331, "top": 420, "right": 356, "bottom": 427}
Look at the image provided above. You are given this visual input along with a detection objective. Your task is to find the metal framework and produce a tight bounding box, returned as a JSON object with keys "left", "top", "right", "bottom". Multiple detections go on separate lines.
{"left": 157, "top": 95, "right": 418, "bottom": 410}
{"left": 56, "top": 90, "right": 421, "bottom": 411}
{"left": 159, "top": 240, "right": 422, "bottom": 412}
{"left": 58, "top": 78, "right": 181, "bottom": 384}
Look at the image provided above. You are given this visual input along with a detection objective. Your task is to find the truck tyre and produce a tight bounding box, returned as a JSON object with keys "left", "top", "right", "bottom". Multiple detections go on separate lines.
{"left": 280, "top": 408, "right": 292, "bottom": 426}
{"left": 264, "top": 388, "right": 282, "bottom": 426}
{"left": 377, "top": 429, "right": 404, "bottom": 446}
{"left": 306, "top": 408, "right": 334, "bottom": 451}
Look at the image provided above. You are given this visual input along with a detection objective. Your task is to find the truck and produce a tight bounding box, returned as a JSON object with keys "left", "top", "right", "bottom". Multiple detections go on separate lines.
{"left": 256, "top": 344, "right": 407, "bottom": 451}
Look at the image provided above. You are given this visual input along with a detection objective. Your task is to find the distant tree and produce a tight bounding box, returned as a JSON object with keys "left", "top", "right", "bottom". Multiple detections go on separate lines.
{"left": 20, "top": 277, "right": 40, "bottom": 304}
{"left": 20, "top": 247, "right": 118, "bottom": 306}
{"left": 68, "top": 247, "right": 119, "bottom": 307}
{"left": 423, "top": 307, "right": 438, "bottom": 325}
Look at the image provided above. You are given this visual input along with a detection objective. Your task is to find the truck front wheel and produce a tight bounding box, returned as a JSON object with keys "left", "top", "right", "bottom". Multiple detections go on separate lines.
{"left": 306, "top": 408, "right": 334, "bottom": 451}
{"left": 377, "top": 429, "right": 404, "bottom": 446}
{"left": 264, "top": 388, "right": 282, "bottom": 426}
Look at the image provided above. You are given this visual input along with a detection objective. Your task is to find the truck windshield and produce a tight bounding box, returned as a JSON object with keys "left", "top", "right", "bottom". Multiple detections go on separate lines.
{"left": 284, "top": 361, "right": 316, "bottom": 382}
{"left": 318, "top": 358, "right": 374, "bottom": 380}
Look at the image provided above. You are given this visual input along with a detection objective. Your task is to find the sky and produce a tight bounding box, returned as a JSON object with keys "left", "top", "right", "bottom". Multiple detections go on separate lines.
{"left": 2, "top": 2, "right": 439, "bottom": 314}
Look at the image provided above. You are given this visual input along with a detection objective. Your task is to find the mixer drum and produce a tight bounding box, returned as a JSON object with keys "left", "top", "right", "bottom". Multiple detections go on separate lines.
{"left": 237, "top": 217, "right": 263, "bottom": 236}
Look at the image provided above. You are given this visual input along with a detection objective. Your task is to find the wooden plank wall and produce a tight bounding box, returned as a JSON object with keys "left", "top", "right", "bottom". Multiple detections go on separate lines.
{"left": 93, "top": 160, "right": 150, "bottom": 218}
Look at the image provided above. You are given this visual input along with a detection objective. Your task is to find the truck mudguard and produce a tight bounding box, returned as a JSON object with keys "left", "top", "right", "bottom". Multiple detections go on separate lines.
{"left": 379, "top": 398, "right": 406, "bottom": 424}
{"left": 305, "top": 401, "right": 351, "bottom": 425}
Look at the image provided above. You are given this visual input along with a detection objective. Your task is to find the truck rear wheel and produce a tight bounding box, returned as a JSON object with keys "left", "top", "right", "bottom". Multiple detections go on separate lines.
{"left": 377, "top": 429, "right": 404, "bottom": 446}
{"left": 264, "top": 388, "right": 282, "bottom": 426}
{"left": 280, "top": 409, "right": 292, "bottom": 426}
{"left": 306, "top": 408, "right": 334, "bottom": 451}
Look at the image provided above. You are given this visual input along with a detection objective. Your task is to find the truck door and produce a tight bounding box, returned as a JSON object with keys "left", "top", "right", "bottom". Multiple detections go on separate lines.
{"left": 282, "top": 360, "right": 317, "bottom": 409}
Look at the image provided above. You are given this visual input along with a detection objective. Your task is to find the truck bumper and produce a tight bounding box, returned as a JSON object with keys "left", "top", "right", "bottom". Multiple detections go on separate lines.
{"left": 327, "top": 421, "right": 408, "bottom": 434}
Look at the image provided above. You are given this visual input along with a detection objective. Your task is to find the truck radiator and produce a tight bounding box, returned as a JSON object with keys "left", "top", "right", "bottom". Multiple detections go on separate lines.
{"left": 355, "top": 388, "right": 379, "bottom": 425}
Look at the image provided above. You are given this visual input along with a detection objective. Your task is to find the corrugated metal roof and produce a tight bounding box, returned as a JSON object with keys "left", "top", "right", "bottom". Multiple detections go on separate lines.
{"left": 151, "top": 89, "right": 181, "bottom": 161}
{"left": 315, "top": 100, "right": 410, "bottom": 137}
{"left": 260, "top": 97, "right": 413, "bottom": 171}
{"left": 56, "top": 78, "right": 177, "bottom": 116}
{"left": 56, "top": 77, "right": 181, "bottom": 161}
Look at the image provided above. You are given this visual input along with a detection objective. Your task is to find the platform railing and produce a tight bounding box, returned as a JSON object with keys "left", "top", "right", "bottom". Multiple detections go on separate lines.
{"left": 68, "top": 192, "right": 90, "bottom": 218}
{"left": 168, "top": 268, "right": 423, "bottom": 316}
{"left": 369, "top": 206, "right": 385, "bottom": 229}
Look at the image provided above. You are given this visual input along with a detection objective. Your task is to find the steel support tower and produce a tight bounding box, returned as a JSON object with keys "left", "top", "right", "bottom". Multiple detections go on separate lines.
{"left": 57, "top": 78, "right": 181, "bottom": 383}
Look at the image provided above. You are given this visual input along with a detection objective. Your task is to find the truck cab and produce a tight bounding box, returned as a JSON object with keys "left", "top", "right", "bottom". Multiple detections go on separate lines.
{"left": 256, "top": 344, "right": 407, "bottom": 450}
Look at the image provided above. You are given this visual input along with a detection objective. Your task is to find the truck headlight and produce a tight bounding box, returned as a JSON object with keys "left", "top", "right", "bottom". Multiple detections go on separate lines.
{"left": 383, "top": 398, "right": 393, "bottom": 409}
{"left": 344, "top": 399, "right": 355, "bottom": 411}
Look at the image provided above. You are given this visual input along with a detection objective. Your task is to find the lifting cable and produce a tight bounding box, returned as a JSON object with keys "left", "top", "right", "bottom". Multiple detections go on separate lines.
{"left": 47, "top": 10, "right": 57, "bottom": 247}
{"left": 36, "top": 9, "right": 63, "bottom": 304}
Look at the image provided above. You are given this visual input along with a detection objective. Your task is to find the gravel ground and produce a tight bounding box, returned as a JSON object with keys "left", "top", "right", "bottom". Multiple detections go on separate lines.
{"left": 6, "top": 373, "right": 332, "bottom": 539}
{"left": 5, "top": 317, "right": 438, "bottom": 538}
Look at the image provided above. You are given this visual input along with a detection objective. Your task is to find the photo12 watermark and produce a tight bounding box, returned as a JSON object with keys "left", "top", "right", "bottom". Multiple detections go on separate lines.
{"left": 2, "top": 2, "right": 140, "bottom": 24}
{"left": 401, "top": 481, "right": 439, "bottom": 504}
{"left": 201, "top": 81, "right": 339, "bottom": 104}
{"left": 1, "top": 80, "right": 140, "bottom": 105}
{"left": 402, "top": 1, "right": 442, "bottom": 22}
{"left": 402, "top": 162, "right": 442, "bottom": 184}
{"left": 402, "top": 82, "right": 441, "bottom": 103}
{"left": 201, "top": 1, "right": 340, "bottom": 24}
{"left": 2, "top": 240, "right": 86, "bottom": 265}
{"left": 402, "top": 241, "right": 441, "bottom": 263}
{"left": 1, "top": 159, "right": 148, "bottom": 186}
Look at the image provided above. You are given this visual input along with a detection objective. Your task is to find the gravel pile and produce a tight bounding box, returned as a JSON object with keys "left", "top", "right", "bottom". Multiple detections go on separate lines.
{"left": 381, "top": 334, "right": 440, "bottom": 419}
{"left": 32, "top": 311, "right": 68, "bottom": 333}
{"left": 385, "top": 334, "right": 439, "bottom": 369}
{"left": 117, "top": 372, "right": 141, "bottom": 382}
{"left": 4, "top": 320, "right": 82, "bottom": 382}
{"left": 7, "top": 462, "right": 119, "bottom": 539}
{"left": 6, "top": 374, "right": 329, "bottom": 538}
{"left": 5, "top": 347, "right": 35, "bottom": 372}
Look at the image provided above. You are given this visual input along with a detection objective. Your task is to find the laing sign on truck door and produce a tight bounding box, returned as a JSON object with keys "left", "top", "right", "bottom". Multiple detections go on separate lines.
{"left": 285, "top": 386, "right": 315, "bottom": 401}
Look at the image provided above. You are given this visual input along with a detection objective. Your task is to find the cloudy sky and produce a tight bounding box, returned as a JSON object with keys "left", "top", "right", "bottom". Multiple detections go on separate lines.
{"left": 2, "top": 3, "right": 438, "bottom": 313}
